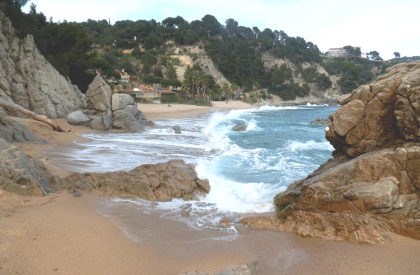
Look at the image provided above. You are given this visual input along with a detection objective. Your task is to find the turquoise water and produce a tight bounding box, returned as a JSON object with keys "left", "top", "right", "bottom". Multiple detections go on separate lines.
{"left": 48, "top": 104, "right": 336, "bottom": 220}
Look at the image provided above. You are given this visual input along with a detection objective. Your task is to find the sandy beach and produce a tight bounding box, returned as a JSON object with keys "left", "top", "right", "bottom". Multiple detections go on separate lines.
{"left": 138, "top": 100, "right": 253, "bottom": 120}
{"left": 1, "top": 191, "right": 420, "bottom": 274}
{"left": 2, "top": 102, "right": 420, "bottom": 274}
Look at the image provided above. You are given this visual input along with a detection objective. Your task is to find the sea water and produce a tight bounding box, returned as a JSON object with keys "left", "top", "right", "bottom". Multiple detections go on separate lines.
{"left": 49, "top": 104, "right": 336, "bottom": 232}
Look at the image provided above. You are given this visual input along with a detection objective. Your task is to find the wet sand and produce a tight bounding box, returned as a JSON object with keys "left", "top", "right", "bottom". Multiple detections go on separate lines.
{"left": 1, "top": 191, "right": 420, "bottom": 274}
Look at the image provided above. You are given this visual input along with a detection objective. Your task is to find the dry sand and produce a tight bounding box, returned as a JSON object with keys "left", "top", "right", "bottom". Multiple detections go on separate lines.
{"left": 2, "top": 104, "right": 420, "bottom": 274}
{"left": 138, "top": 100, "right": 253, "bottom": 120}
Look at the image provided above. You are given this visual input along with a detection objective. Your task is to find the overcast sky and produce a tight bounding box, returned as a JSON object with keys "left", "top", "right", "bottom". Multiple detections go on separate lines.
{"left": 23, "top": 0, "right": 420, "bottom": 60}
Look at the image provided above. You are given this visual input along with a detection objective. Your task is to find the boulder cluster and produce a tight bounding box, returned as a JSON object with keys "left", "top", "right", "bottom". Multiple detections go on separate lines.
{"left": 67, "top": 75, "right": 148, "bottom": 131}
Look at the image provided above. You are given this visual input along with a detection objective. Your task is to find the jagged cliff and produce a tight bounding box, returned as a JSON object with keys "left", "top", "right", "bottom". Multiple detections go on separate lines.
{"left": 0, "top": 10, "right": 85, "bottom": 118}
{"left": 242, "top": 61, "right": 420, "bottom": 244}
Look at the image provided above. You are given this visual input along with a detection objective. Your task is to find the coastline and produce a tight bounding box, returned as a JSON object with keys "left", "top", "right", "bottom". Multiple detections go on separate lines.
{"left": 3, "top": 101, "right": 420, "bottom": 274}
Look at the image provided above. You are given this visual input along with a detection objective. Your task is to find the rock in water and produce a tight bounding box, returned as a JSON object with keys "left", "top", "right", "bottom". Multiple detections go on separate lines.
{"left": 0, "top": 11, "right": 85, "bottom": 118}
{"left": 172, "top": 125, "right": 181, "bottom": 134}
{"left": 248, "top": 62, "right": 420, "bottom": 244}
{"left": 231, "top": 123, "right": 246, "bottom": 131}
{"left": 310, "top": 118, "right": 330, "bottom": 125}
{"left": 63, "top": 159, "right": 210, "bottom": 201}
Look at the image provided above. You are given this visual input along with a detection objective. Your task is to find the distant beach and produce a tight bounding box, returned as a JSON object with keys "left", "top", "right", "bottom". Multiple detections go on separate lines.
{"left": 138, "top": 100, "right": 253, "bottom": 120}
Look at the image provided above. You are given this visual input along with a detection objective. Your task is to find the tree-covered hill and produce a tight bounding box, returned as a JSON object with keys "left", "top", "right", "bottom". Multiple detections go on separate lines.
{"left": 2, "top": 0, "right": 417, "bottom": 102}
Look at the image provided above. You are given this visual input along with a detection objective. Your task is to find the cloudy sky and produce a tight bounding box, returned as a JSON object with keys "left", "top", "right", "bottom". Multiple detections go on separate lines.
{"left": 23, "top": 0, "right": 419, "bottom": 60}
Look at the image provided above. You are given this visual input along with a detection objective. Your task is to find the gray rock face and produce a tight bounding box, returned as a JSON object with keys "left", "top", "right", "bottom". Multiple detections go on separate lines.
{"left": 111, "top": 92, "right": 134, "bottom": 111}
{"left": 111, "top": 94, "right": 148, "bottom": 131}
{"left": 0, "top": 110, "right": 35, "bottom": 142}
{"left": 0, "top": 138, "right": 58, "bottom": 195}
{"left": 76, "top": 74, "right": 114, "bottom": 130}
{"left": 66, "top": 110, "right": 90, "bottom": 126}
{"left": 0, "top": 11, "right": 86, "bottom": 118}
{"left": 86, "top": 75, "right": 112, "bottom": 113}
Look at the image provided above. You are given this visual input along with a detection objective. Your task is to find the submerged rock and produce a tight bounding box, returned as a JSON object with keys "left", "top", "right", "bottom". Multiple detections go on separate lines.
{"left": 250, "top": 62, "right": 420, "bottom": 244}
{"left": 63, "top": 159, "right": 210, "bottom": 201}
{"left": 172, "top": 125, "right": 181, "bottom": 134}
{"left": 310, "top": 118, "right": 330, "bottom": 125}
{"left": 231, "top": 123, "right": 246, "bottom": 132}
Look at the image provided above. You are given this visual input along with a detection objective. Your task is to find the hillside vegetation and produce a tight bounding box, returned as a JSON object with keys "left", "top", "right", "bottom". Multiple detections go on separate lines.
{"left": 2, "top": 0, "right": 418, "bottom": 102}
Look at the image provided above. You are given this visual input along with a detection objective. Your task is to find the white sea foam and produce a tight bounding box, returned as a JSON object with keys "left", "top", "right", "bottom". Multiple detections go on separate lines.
{"left": 196, "top": 159, "right": 286, "bottom": 213}
{"left": 305, "top": 103, "right": 329, "bottom": 107}
{"left": 246, "top": 119, "right": 260, "bottom": 131}
{"left": 256, "top": 105, "right": 311, "bottom": 111}
{"left": 287, "top": 140, "right": 334, "bottom": 152}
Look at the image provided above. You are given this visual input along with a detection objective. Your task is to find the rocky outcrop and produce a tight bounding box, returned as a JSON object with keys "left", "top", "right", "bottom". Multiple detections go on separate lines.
{"left": 0, "top": 110, "right": 35, "bottom": 142}
{"left": 67, "top": 75, "right": 148, "bottom": 131}
{"left": 326, "top": 62, "right": 420, "bottom": 157}
{"left": 245, "top": 62, "right": 420, "bottom": 244}
{"left": 0, "top": 138, "right": 59, "bottom": 195}
{"left": 0, "top": 11, "right": 85, "bottom": 118}
{"left": 63, "top": 160, "right": 210, "bottom": 201}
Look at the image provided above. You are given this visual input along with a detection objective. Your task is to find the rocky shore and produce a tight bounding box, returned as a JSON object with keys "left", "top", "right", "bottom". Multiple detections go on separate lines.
{"left": 243, "top": 61, "right": 420, "bottom": 244}
{"left": 1, "top": 8, "right": 420, "bottom": 274}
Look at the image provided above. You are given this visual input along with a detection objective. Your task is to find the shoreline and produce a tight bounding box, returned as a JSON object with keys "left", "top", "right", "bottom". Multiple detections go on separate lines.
{"left": 1, "top": 192, "right": 420, "bottom": 274}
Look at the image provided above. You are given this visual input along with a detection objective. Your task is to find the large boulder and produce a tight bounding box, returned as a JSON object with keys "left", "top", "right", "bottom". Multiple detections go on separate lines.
{"left": 66, "top": 110, "right": 91, "bottom": 126}
{"left": 244, "top": 62, "right": 420, "bottom": 244}
{"left": 0, "top": 11, "right": 85, "bottom": 118}
{"left": 63, "top": 160, "right": 210, "bottom": 201}
{"left": 111, "top": 93, "right": 148, "bottom": 131}
{"left": 0, "top": 138, "right": 59, "bottom": 195}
